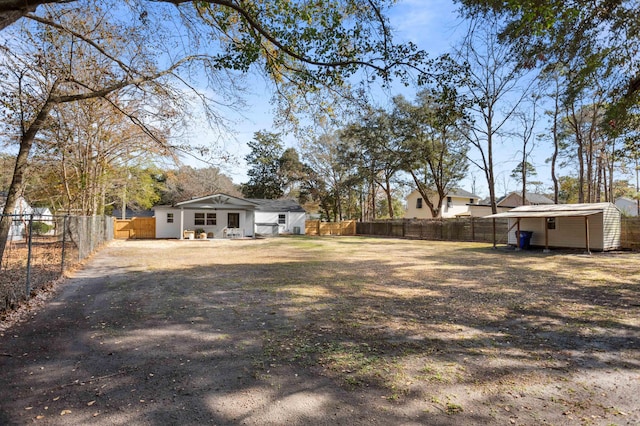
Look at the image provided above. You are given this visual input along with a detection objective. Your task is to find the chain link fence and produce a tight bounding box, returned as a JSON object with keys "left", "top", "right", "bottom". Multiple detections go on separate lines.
{"left": 0, "top": 214, "right": 113, "bottom": 313}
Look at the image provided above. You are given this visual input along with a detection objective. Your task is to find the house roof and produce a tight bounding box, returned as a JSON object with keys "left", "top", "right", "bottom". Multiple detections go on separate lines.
{"left": 484, "top": 202, "right": 616, "bottom": 219}
{"left": 497, "top": 191, "right": 555, "bottom": 206}
{"left": 615, "top": 197, "right": 637, "bottom": 206}
{"left": 448, "top": 188, "right": 481, "bottom": 199}
{"left": 174, "top": 193, "right": 259, "bottom": 209}
{"left": 32, "top": 207, "right": 52, "bottom": 215}
{"left": 156, "top": 193, "right": 306, "bottom": 213}
{"left": 246, "top": 198, "right": 307, "bottom": 213}
{"left": 410, "top": 188, "right": 480, "bottom": 200}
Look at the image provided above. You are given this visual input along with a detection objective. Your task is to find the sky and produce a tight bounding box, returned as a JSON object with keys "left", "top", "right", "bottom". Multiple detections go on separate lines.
{"left": 186, "top": 0, "right": 559, "bottom": 200}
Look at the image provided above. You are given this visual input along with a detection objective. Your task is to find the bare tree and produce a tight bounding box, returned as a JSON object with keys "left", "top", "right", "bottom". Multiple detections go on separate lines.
{"left": 456, "top": 15, "right": 535, "bottom": 214}
{"left": 513, "top": 95, "right": 539, "bottom": 203}
{"left": 0, "top": 0, "right": 428, "bottom": 259}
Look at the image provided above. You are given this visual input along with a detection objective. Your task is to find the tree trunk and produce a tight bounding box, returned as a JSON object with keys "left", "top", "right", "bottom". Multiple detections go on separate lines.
{"left": 385, "top": 175, "right": 394, "bottom": 219}
{"left": 551, "top": 126, "right": 559, "bottom": 204}
{"left": 577, "top": 136, "right": 585, "bottom": 203}
{"left": 0, "top": 100, "right": 54, "bottom": 260}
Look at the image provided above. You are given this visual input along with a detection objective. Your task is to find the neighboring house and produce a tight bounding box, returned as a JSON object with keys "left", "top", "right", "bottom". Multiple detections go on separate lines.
{"left": 153, "top": 193, "right": 306, "bottom": 239}
{"left": 405, "top": 189, "right": 481, "bottom": 219}
{"left": 486, "top": 202, "right": 621, "bottom": 252}
{"left": 0, "top": 192, "right": 34, "bottom": 241}
{"left": 32, "top": 206, "right": 55, "bottom": 236}
{"left": 496, "top": 191, "right": 555, "bottom": 208}
{"left": 615, "top": 197, "right": 639, "bottom": 216}
{"left": 469, "top": 191, "right": 555, "bottom": 217}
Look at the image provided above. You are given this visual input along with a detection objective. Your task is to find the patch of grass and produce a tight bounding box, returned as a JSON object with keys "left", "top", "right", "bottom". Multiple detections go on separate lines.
{"left": 417, "top": 362, "right": 465, "bottom": 384}
{"left": 445, "top": 402, "right": 464, "bottom": 415}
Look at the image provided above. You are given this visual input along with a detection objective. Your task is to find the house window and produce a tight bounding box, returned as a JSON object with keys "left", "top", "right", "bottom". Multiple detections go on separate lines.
{"left": 547, "top": 217, "right": 556, "bottom": 230}
{"left": 167, "top": 213, "right": 174, "bottom": 223}
{"left": 228, "top": 213, "right": 240, "bottom": 228}
{"left": 447, "top": 197, "right": 453, "bottom": 208}
{"left": 278, "top": 214, "right": 286, "bottom": 224}
{"left": 194, "top": 212, "right": 205, "bottom": 226}
{"left": 416, "top": 198, "right": 423, "bottom": 209}
{"left": 206, "top": 213, "right": 216, "bottom": 225}
{"left": 469, "top": 198, "right": 474, "bottom": 204}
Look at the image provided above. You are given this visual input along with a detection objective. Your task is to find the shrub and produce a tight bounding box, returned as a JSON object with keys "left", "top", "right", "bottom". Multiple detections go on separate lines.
{"left": 31, "top": 221, "right": 53, "bottom": 235}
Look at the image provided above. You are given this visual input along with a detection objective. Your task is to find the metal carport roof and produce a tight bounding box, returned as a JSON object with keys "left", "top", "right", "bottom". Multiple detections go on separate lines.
{"left": 484, "top": 210, "right": 602, "bottom": 219}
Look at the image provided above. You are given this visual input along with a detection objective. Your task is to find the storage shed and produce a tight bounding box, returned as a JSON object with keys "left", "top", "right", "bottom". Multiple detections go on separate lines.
{"left": 485, "top": 203, "right": 621, "bottom": 253}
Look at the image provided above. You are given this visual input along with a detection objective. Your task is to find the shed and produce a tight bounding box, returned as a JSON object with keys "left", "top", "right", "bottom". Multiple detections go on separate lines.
{"left": 485, "top": 203, "right": 621, "bottom": 253}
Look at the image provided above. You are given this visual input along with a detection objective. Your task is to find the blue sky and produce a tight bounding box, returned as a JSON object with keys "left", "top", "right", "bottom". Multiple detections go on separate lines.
{"left": 188, "top": 0, "right": 559, "bottom": 200}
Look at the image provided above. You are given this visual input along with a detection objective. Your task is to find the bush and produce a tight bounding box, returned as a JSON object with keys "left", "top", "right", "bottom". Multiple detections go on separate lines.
{"left": 31, "top": 221, "right": 53, "bottom": 235}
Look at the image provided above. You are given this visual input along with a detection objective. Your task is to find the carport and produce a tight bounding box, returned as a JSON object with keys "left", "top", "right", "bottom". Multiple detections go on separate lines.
{"left": 485, "top": 203, "right": 622, "bottom": 254}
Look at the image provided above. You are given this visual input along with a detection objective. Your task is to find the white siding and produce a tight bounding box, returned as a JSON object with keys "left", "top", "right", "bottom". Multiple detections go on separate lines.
{"left": 289, "top": 212, "right": 306, "bottom": 234}
{"left": 155, "top": 208, "right": 181, "bottom": 238}
{"left": 441, "top": 197, "right": 472, "bottom": 218}
{"left": 615, "top": 198, "right": 638, "bottom": 216}
{"left": 405, "top": 190, "right": 477, "bottom": 219}
{"left": 602, "top": 204, "right": 621, "bottom": 250}
{"left": 5, "top": 197, "right": 34, "bottom": 241}
{"left": 254, "top": 211, "right": 306, "bottom": 235}
{"left": 155, "top": 208, "right": 255, "bottom": 238}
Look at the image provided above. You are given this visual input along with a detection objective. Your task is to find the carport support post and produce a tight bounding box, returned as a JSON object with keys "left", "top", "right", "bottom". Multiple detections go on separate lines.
{"left": 584, "top": 216, "right": 591, "bottom": 255}
{"left": 179, "top": 208, "right": 184, "bottom": 240}
{"left": 492, "top": 218, "right": 496, "bottom": 249}
{"left": 543, "top": 217, "right": 550, "bottom": 253}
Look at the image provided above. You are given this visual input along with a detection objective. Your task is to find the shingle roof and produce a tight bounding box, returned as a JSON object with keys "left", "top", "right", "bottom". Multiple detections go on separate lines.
{"left": 496, "top": 191, "right": 555, "bottom": 206}
{"left": 246, "top": 198, "right": 306, "bottom": 213}
{"left": 448, "top": 188, "right": 481, "bottom": 199}
{"left": 524, "top": 192, "right": 555, "bottom": 205}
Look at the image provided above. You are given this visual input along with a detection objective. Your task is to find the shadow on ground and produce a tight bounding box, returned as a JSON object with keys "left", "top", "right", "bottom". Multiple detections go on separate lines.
{"left": 1, "top": 238, "right": 639, "bottom": 425}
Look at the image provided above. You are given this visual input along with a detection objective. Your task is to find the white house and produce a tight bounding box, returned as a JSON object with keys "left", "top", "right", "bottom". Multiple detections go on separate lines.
{"left": 32, "top": 206, "right": 55, "bottom": 236}
{"left": 153, "top": 193, "right": 306, "bottom": 239}
{"left": 615, "top": 197, "right": 639, "bottom": 216}
{"left": 405, "top": 189, "right": 481, "bottom": 219}
{"left": 1, "top": 192, "right": 35, "bottom": 241}
{"left": 485, "top": 202, "right": 621, "bottom": 252}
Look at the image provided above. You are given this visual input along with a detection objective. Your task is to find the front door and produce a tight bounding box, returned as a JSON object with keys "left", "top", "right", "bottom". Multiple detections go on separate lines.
{"left": 228, "top": 213, "right": 240, "bottom": 228}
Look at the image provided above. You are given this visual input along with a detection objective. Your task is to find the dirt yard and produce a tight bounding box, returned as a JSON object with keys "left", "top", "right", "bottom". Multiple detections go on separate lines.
{"left": 0, "top": 237, "right": 639, "bottom": 425}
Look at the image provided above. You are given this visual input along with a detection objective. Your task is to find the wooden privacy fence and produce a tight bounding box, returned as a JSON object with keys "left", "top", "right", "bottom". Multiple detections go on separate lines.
{"left": 305, "top": 220, "right": 356, "bottom": 236}
{"left": 114, "top": 217, "right": 156, "bottom": 239}
{"left": 356, "top": 218, "right": 508, "bottom": 243}
{"left": 621, "top": 217, "right": 640, "bottom": 250}
{"left": 357, "top": 217, "right": 640, "bottom": 249}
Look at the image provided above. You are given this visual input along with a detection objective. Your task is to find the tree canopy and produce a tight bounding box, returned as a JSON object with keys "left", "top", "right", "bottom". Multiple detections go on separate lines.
{"left": 456, "top": 0, "right": 640, "bottom": 117}
{"left": 0, "top": 0, "right": 431, "bottom": 257}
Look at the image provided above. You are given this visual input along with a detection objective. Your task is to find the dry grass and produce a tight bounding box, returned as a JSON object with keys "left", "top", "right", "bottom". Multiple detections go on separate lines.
{"left": 6, "top": 236, "right": 638, "bottom": 424}
{"left": 222, "top": 236, "right": 637, "bottom": 424}
{"left": 123, "top": 236, "right": 640, "bottom": 420}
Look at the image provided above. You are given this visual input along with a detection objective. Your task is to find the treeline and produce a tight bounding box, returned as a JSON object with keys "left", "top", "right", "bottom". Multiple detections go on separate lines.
{"left": 0, "top": 154, "right": 240, "bottom": 216}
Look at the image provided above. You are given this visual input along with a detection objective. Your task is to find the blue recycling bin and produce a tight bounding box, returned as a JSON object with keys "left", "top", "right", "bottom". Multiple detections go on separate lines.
{"left": 517, "top": 231, "right": 533, "bottom": 249}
